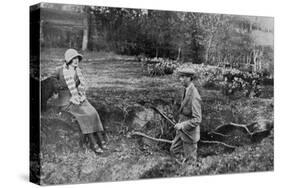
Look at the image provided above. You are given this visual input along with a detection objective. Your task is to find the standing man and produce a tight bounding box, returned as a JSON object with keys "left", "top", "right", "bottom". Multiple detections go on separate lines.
{"left": 170, "top": 68, "right": 202, "bottom": 163}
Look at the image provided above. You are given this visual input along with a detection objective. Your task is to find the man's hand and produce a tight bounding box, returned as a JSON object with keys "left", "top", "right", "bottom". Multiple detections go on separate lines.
{"left": 52, "top": 93, "right": 59, "bottom": 99}
{"left": 174, "top": 122, "right": 184, "bottom": 130}
{"left": 70, "top": 96, "right": 80, "bottom": 105}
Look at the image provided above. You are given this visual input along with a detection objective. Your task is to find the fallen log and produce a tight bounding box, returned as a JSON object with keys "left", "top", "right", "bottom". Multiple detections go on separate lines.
{"left": 131, "top": 131, "right": 236, "bottom": 149}
{"left": 214, "top": 121, "right": 273, "bottom": 137}
{"left": 154, "top": 104, "right": 272, "bottom": 139}
{"left": 215, "top": 122, "right": 252, "bottom": 136}
{"left": 208, "top": 131, "right": 230, "bottom": 137}
{"left": 145, "top": 104, "right": 272, "bottom": 148}
{"left": 131, "top": 131, "right": 172, "bottom": 144}
{"left": 199, "top": 140, "right": 236, "bottom": 149}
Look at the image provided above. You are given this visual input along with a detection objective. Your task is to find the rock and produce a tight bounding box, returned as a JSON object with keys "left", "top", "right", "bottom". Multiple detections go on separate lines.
{"left": 252, "top": 120, "right": 273, "bottom": 132}
{"left": 81, "top": 158, "right": 96, "bottom": 174}
{"left": 131, "top": 107, "right": 157, "bottom": 129}
{"left": 41, "top": 118, "right": 82, "bottom": 156}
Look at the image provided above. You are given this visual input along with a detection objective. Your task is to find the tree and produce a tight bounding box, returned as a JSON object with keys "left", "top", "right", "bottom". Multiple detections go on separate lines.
{"left": 200, "top": 14, "right": 224, "bottom": 64}
{"left": 143, "top": 10, "right": 173, "bottom": 57}
{"left": 183, "top": 12, "right": 205, "bottom": 64}
{"left": 170, "top": 12, "right": 187, "bottom": 61}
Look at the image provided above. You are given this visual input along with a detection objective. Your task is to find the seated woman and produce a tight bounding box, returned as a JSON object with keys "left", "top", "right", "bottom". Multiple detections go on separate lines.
{"left": 52, "top": 48, "right": 107, "bottom": 154}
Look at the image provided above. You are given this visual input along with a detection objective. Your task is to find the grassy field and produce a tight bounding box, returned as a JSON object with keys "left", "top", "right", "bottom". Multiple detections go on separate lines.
{"left": 37, "top": 48, "right": 274, "bottom": 185}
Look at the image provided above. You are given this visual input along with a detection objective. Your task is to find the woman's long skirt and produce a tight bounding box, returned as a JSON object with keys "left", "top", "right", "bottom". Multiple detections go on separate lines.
{"left": 62, "top": 100, "right": 104, "bottom": 134}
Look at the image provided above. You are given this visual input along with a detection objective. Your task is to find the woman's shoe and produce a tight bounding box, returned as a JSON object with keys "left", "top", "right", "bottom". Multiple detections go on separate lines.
{"left": 101, "top": 141, "right": 108, "bottom": 150}
{"left": 92, "top": 144, "right": 103, "bottom": 154}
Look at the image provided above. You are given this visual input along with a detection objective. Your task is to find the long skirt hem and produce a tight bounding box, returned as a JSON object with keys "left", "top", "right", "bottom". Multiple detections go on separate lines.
{"left": 61, "top": 100, "right": 104, "bottom": 134}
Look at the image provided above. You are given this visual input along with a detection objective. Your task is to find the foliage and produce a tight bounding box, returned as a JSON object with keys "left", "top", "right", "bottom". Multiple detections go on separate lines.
{"left": 145, "top": 58, "right": 179, "bottom": 76}
{"left": 176, "top": 63, "right": 272, "bottom": 98}
{"left": 176, "top": 64, "right": 226, "bottom": 90}
{"left": 178, "top": 133, "right": 273, "bottom": 176}
{"left": 41, "top": 5, "right": 273, "bottom": 72}
{"left": 38, "top": 50, "right": 274, "bottom": 184}
{"left": 222, "top": 71, "right": 263, "bottom": 97}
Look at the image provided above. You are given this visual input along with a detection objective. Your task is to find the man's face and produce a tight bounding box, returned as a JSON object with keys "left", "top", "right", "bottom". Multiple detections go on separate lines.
{"left": 179, "top": 75, "right": 192, "bottom": 87}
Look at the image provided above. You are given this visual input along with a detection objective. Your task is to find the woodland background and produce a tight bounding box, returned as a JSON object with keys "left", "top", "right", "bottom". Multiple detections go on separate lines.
{"left": 38, "top": 3, "right": 273, "bottom": 74}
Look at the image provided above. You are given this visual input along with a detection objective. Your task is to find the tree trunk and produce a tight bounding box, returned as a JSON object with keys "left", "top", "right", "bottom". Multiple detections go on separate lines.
{"left": 155, "top": 47, "right": 159, "bottom": 58}
{"left": 82, "top": 11, "right": 89, "bottom": 51}
{"left": 177, "top": 47, "right": 181, "bottom": 61}
{"left": 249, "top": 22, "right": 252, "bottom": 32}
{"left": 246, "top": 54, "right": 251, "bottom": 65}
{"left": 89, "top": 13, "right": 98, "bottom": 50}
{"left": 251, "top": 49, "right": 262, "bottom": 72}
{"left": 204, "top": 35, "right": 214, "bottom": 64}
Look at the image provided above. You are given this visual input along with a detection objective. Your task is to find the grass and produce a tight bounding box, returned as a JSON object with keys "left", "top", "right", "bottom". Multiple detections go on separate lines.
{"left": 41, "top": 48, "right": 133, "bottom": 61}
{"left": 39, "top": 48, "right": 274, "bottom": 184}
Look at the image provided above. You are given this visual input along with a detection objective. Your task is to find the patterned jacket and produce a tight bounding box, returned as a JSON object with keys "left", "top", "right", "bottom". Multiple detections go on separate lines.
{"left": 52, "top": 67, "right": 81, "bottom": 106}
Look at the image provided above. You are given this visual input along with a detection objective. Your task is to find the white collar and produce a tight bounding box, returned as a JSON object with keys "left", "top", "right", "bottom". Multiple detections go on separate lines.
{"left": 185, "top": 82, "right": 194, "bottom": 92}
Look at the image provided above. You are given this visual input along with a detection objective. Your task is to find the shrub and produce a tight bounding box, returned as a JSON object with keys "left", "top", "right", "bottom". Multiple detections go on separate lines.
{"left": 145, "top": 58, "right": 179, "bottom": 76}
{"left": 175, "top": 63, "right": 269, "bottom": 98}
{"left": 222, "top": 71, "right": 262, "bottom": 97}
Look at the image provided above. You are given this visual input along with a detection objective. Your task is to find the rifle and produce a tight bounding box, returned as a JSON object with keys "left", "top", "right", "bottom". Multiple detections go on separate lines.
{"left": 148, "top": 105, "right": 194, "bottom": 141}
{"left": 149, "top": 105, "right": 176, "bottom": 127}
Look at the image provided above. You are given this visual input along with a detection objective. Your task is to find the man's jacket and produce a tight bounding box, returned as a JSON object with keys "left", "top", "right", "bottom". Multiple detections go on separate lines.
{"left": 178, "top": 82, "right": 202, "bottom": 143}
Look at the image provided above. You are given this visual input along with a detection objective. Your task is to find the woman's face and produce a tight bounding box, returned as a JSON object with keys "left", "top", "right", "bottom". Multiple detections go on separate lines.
{"left": 69, "top": 57, "right": 79, "bottom": 68}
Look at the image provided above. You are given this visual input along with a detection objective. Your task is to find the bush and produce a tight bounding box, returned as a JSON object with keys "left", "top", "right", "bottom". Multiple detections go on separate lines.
{"left": 176, "top": 64, "right": 226, "bottom": 90}
{"left": 222, "top": 71, "right": 262, "bottom": 97}
{"left": 145, "top": 58, "right": 179, "bottom": 76}
{"left": 175, "top": 63, "right": 270, "bottom": 98}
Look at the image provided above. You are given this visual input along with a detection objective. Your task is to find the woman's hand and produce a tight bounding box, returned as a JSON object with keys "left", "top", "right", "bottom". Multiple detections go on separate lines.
{"left": 79, "top": 95, "right": 86, "bottom": 102}
{"left": 70, "top": 96, "right": 80, "bottom": 105}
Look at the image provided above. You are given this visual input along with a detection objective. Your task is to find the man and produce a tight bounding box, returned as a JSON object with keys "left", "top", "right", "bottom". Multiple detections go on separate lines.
{"left": 170, "top": 68, "right": 202, "bottom": 162}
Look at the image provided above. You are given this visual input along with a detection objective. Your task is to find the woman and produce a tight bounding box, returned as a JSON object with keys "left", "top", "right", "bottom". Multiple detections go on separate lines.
{"left": 53, "top": 49, "right": 107, "bottom": 154}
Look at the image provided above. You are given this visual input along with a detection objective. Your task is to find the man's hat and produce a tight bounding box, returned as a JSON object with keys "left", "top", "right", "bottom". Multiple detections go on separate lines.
{"left": 177, "top": 68, "right": 196, "bottom": 77}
